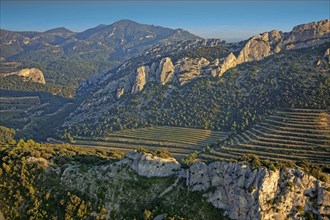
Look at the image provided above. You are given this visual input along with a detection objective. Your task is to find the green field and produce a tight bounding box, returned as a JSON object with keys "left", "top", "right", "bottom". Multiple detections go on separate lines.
{"left": 200, "top": 109, "right": 330, "bottom": 164}
{"left": 73, "top": 126, "right": 229, "bottom": 159}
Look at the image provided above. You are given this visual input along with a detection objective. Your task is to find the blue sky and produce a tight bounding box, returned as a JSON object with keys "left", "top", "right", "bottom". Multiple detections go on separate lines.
{"left": 1, "top": 1, "right": 329, "bottom": 42}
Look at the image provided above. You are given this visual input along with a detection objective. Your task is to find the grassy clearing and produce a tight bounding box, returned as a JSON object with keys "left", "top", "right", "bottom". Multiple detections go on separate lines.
{"left": 201, "top": 109, "right": 330, "bottom": 164}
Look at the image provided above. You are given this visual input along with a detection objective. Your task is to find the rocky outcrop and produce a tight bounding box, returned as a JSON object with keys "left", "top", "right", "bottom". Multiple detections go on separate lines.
{"left": 176, "top": 57, "right": 210, "bottom": 84}
{"left": 64, "top": 20, "right": 330, "bottom": 127}
{"left": 126, "top": 20, "right": 329, "bottom": 95}
{"left": 116, "top": 57, "right": 212, "bottom": 97}
{"left": 284, "top": 19, "right": 330, "bottom": 49}
{"left": 156, "top": 57, "right": 175, "bottom": 85}
{"left": 116, "top": 87, "right": 125, "bottom": 99}
{"left": 236, "top": 30, "right": 283, "bottom": 64}
{"left": 131, "top": 66, "right": 149, "bottom": 94}
{"left": 125, "top": 151, "right": 181, "bottom": 177}
{"left": 217, "top": 20, "right": 330, "bottom": 76}
{"left": 324, "top": 48, "right": 330, "bottom": 64}
{"left": 60, "top": 151, "right": 329, "bottom": 220}
{"left": 3, "top": 68, "right": 46, "bottom": 84}
{"left": 218, "top": 52, "right": 237, "bottom": 76}
{"left": 187, "top": 161, "right": 330, "bottom": 220}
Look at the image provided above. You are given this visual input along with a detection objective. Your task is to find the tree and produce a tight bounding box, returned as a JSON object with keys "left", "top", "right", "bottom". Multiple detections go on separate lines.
{"left": 143, "top": 209, "right": 153, "bottom": 220}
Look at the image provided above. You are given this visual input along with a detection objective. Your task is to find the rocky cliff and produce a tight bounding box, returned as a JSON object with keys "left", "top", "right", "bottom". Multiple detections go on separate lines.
{"left": 222, "top": 19, "right": 330, "bottom": 75}
{"left": 60, "top": 151, "right": 330, "bottom": 220}
{"left": 187, "top": 161, "right": 330, "bottom": 220}
{"left": 3, "top": 68, "right": 46, "bottom": 84}
{"left": 64, "top": 20, "right": 330, "bottom": 128}
{"left": 81, "top": 19, "right": 330, "bottom": 99}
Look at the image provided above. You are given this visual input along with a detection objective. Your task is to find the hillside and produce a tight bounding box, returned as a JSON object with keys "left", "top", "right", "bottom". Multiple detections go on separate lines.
{"left": 62, "top": 20, "right": 330, "bottom": 138}
{"left": 200, "top": 108, "right": 330, "bottom": 164}
{"left": 0, "top": 20, "right": 199, "bottom": 87}
{"left": 1, "top": 140, "right": 329, "bottom": 220}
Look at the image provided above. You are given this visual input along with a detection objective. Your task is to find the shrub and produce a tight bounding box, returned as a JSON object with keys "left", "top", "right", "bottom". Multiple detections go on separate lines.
{"left": 153, "top": 149, "right": 172, "bottom": 159}
{"left": 287, "top": 181, "right": 294, "bottom": 190}
{"left": 136, "top": 146, "right": 150, "bottom": 153}
{"left": 248, "top": 185, "right": 255, "bottom": 193}
{"left": 181, "top": 152, "right": 199, "bottom": 167}
{"left": 303, "top": 211, "right": 317, "bottom": 220}
{"left": 262, "top": 159, "right": 277, "bottom": 171}
{"left": 296, "top": 205, "right": 304, "bottom": 213}
{"left": 296, "top": 160, "right": 327, "bottom": 182}
{"left": 240, "top": 154, "right": 261, "bottom": 169}
{"left": 143, "top": 209, "right": 153, "bottom": 220}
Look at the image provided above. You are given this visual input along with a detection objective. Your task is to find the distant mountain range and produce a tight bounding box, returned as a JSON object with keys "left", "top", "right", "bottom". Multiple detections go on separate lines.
{"left": 0, "top": 19, "right": 199, "bottom": 62}
{"left": 0, "top": 19, "right": 199, "bottom": 86}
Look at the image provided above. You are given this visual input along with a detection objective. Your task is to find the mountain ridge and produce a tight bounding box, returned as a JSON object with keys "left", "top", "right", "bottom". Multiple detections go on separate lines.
{"left": 0, "top": 20, "right": 200, "bottom": 86}
{"left": 62, "top": 19, "right": 329, "bottom": 135}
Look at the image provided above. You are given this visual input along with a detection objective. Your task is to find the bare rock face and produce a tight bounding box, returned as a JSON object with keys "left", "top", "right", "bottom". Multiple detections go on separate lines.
{"left": 156, "top": 57, "right": 175, "bottom": 85}
{"left": 17, "top": 68, "right": 46, "bottom": 84}
{"left": 175, "top": 57, "right": 210, "bottom": 84}
{"left": 4, "top": 68, "right": 46, "bottom": 84}
{"left": 236, "top": 31, "right": 282, "bottom": 64}
{"left": 218, "top": 52, "right": 237, "bottom": 76}
{"left": 59, "top": 151, "right": 329, "bottom": 220}
{"left": 125, "top": 151, "right": 181, "bottom": 177}
{"left": 284, "top": 19, "right": 330, "bottom": 49}
{"left": 222, "top": 20, "right": 329, "bottom": 74}
{"left": 187, "top": 161, "right": 330, "bottom": 220}
{"left": 116, "top": 87, "right": 125, "bottom": 99}
{"left": 324, "top": 48, "right": 330, "bottom": 64}
{"left": 131, "top": 66, "right": 149, "bottom": 94}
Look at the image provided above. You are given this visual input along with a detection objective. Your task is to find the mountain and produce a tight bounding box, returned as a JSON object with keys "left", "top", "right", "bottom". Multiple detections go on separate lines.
{"left": 44, "top": 27, "right": 74, "bottom": 34}
{"left": 62, "top": 20, "right": 330, "bottom": 137}
{"left": 0, "top": 20, "right": 199, "bottom": 86}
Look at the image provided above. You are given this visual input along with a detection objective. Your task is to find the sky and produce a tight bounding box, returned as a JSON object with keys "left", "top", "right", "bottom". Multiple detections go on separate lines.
{"left": 1, "top": 1, "right": 329, "bottom": 42}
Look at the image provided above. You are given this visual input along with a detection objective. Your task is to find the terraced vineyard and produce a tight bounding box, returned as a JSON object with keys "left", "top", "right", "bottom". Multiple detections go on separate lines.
{"left": 200, "top": 109, "right": 330, "bottom": 164}
{"left": 0, "top": 96, "right": 41, "bottom": 129}
{"left": 74, "top": 126, "right": 229, "bottom": 159}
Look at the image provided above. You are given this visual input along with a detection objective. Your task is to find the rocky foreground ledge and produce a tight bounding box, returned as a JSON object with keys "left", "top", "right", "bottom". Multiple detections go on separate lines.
{"left": 59, "top": 151, "right": 330, "bottom": 220}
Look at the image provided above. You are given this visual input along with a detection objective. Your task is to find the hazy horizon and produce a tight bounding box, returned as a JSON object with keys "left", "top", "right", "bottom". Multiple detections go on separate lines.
{"left": 1, "top": 1, "right": 329, "bottom": 42}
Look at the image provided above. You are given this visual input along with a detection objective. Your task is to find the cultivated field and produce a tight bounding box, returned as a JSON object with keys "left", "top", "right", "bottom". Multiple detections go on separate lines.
{"left": 200, "top": 109, "right": 330, "bottom": 164}
{"left": 0, "top": 96, "right": 41, "bottom": 129}
{"left": 74, "top": 126, "right": 229, "bottom": 159}
{"left": 0, "top": 61, "right": 22, "bottom": 75}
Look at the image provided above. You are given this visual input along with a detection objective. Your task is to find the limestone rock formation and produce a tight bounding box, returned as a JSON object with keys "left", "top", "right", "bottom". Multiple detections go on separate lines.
{"left": 236, "top": 30, "right": 282, "bottom": 65}
{"left": 131, "top": 66, "right": 149, "bottom": 94}
{"left": 324, "top": 48, "right": 330, "bottom": 64}
{"left": 187, "top": 161, "right": 330, "bottom": 220}
{"left": 156, "top": 57, "right": 175, "bottom": 85}
{"left": 64, "top": 20, "right": 330, "bottom": 128}
{"left": 175, "top": 57, "right": 210, "bottom": 84}
{"left": 284, "top": 19, "right": 330, "bottom": 49}
{"left": 4, "top": 68, "right": 46, "bottom": 84}
{"left": 16, "top": 68, "right": 46, "bottom": 84}
{"left": 60, "top": 151, "right": 329, "bottom": 220}
{"left": 116, "top": 87, "right": 125, "bottom": 99}
{"left": 125, "top": 151, "right": 181, "bottom": 177}
{"left": 218, "top": 52, "right": 237, "bottom": 76}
